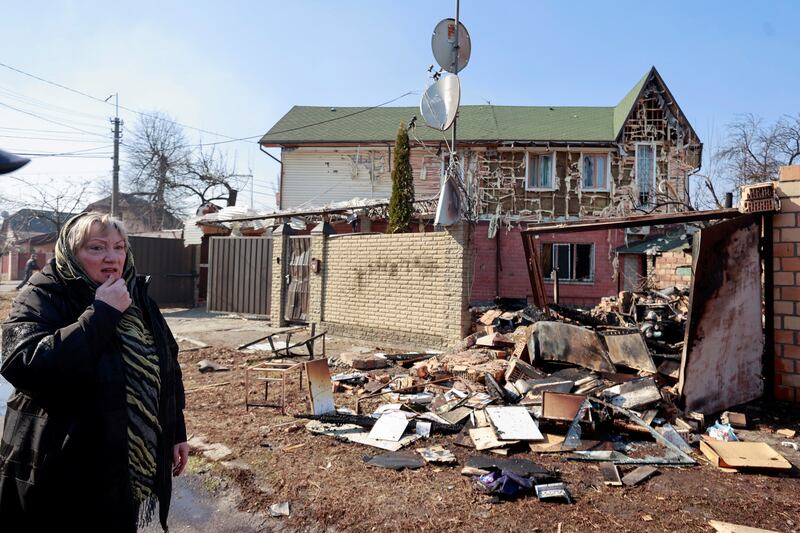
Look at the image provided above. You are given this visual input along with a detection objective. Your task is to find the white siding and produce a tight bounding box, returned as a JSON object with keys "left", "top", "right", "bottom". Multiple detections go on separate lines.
{"left": 281, "top": 147, "right": 394, "bottom": 209}
{"left": 281, "top": 146, "right": 445, "bottom": 209}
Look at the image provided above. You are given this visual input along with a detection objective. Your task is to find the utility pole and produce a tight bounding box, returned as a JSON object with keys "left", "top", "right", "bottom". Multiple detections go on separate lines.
{"left": 451, "top": 0, "right": 460, "bottom": 163}
{"left": 107, "top": 93, "right": 122, "bottom": 217}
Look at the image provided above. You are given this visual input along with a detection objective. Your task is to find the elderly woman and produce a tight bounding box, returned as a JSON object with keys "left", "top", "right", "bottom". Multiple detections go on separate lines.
{"left": 0, "top": 213, "right": 188, "bottom": 532}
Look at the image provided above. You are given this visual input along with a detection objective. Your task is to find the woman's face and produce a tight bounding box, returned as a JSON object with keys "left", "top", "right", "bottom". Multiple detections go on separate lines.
{"left": 76, "top": 224, "right": 127, "bottom": 284}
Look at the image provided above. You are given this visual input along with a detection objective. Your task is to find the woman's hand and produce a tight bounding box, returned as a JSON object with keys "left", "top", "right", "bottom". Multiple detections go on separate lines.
{"left": 95, "top": 277, "right": 131, "bottom": 313}
{"left": 173, "top": 442, "right": 189, "bottom": 476}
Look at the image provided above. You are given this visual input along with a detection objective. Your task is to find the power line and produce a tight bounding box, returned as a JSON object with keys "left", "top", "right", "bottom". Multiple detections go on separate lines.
{"left": 0, "top": 61, "right": 242, "bottom": 141}
{"left": 0, "top": 100, "right": 109, "bottom": 138}
{"left": 15, "top": 145, "right": 114, "bottom": 157}
{"left": 0, "top": 133, "right": 112, "bottom": 143}
{"left": 0, "top": 62, "right": 417, "bottom": 152}
{"left": 255, "top": 92, "right": 416, "bottom": 139}
{"left": 0, "top": 84, "right": 109, "bottom": 123}
{"left": 172, "top": 91, "right": 416, "bottom": 150}
{"left": 0, "top": 125, "right": 104, "bottom": 136}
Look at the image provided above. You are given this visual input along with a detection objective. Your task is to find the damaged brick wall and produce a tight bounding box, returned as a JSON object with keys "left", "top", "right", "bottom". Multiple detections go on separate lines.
{"left": 311, "top": 224, "right": 473, "bottom": 347}
{"left": 450, "top": 80, "right": 700, "bottom": 225}
{"left": 471, "top": 225, "right": 626, "bottom": 306}
{"left": 773, "top": 166, "right": 800, "bottom": 402}
{"left": 651, "top": 250, "right": 692, "bottom": 289}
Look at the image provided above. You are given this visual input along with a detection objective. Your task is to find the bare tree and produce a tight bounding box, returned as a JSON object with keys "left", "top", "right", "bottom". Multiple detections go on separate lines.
{"left": 176, "top": 146, "right": 246, "bottom": 207}
{"left": 0, "top": 177, "right": 88, "bottom": 252}
{"left": 716, "top": 113, "right": 785, "bottom": 188}
{"left": 125, "top": 111, "right": 190, "bottom": 215}
{"left": 775, "top": 113, "right": 800, "bottom": 165}
{"left": 125, "top": 112, "right": 243, "bottom": 214}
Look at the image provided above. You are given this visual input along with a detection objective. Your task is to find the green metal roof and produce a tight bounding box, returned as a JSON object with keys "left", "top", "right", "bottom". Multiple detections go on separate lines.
{"left": 615, "top": 232, "right": 689, "bottom": 255}
{"left": 260, "top": 68, "right": 657, "bottom": 146}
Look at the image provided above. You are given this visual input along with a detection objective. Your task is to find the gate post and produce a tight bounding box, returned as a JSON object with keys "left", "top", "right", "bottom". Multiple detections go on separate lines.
{"left": 443, "top": 221, "right": 474, "bottom": 344}
{"left": 773, "top": 165, "right": 800, "bottom": 402}
{"left": 270, "top": 222, "right": 294, "bottom": 326}
{"left": 309, "top": 222, "right": 336, "bottom": 325}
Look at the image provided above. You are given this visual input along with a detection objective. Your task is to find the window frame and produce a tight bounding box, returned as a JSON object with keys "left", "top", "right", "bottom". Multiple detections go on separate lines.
{"left": 540, "top": 242, "right": 595, "bottom": 283}
{"left": 635, "top": 142, "right": 657, "bottom": 206}
{"left": 525, "top": 151, "right": 556, "bottom": 191}
{"left": 579, "top": 152, "right": 611, "bottom": 192}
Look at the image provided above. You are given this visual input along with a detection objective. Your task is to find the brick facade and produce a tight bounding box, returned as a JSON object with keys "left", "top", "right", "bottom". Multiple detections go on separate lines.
{"left": 471, "top": 224, "right": 626, "bottom": 306}
{"left": 651, "top": 249, "right": 692, "bottom": 289}
{"left": 291, "top": 223, "right": 473, "bottom": 347}
{"left": 773, "top": 166, "right": 800, "bottom": 402}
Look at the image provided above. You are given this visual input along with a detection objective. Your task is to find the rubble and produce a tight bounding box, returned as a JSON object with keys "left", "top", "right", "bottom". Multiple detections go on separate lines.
{"left": 262, "top": 291, "right": 794, "bottom": 507}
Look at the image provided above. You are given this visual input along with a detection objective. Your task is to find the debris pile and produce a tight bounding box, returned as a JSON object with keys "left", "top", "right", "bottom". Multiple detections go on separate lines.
{"left": 280, "top": 294, "right": 793, "bottom": 503}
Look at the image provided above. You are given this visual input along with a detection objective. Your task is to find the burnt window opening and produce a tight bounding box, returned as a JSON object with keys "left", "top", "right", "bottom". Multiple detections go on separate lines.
{"left": 540, "top": 242, "right": 594, "bottom": 282}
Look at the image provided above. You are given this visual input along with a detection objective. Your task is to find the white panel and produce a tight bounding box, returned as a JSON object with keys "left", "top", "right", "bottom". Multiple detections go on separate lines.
{"left": 282, "top": 148, "right": 394, "bottom": 209}
{"left": 281, "top": 147, "right": 446, "bottom": 209}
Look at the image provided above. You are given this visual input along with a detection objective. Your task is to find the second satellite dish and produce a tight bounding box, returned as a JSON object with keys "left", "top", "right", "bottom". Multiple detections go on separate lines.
{"left": 431, "top": 18, "right": 471, "bottom": 73}
{"left": 420, "top": 73, "right": 461, "bottom": 131}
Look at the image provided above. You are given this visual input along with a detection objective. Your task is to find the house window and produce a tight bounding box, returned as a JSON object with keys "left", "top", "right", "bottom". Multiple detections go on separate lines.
{"left": 582, "top": 154, "right": 608, "bottom": 190}
{"left": 526, "top": 153, "right": 554, "bottom": 190}
{"left": 540, "top": 243, "right": 594, "bottom": 282}
{"left": 636, "top": 143, "right": 656, "bottom": 206}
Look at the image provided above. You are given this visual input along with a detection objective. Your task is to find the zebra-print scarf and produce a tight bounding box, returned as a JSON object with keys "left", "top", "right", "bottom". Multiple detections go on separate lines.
{"left": 54, "top": 214, "right": 161, "bottom": 527}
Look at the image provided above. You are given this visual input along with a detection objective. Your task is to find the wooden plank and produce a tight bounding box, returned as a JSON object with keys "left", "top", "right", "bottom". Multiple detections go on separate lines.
{"left": 709, "top": 520, "right": 778, "bottom": 533}
{"left": 621, "top": 465, "right": 658, "bottom": 486}
{"left": 700, "top": 438, "right": 792, "bottom": 471}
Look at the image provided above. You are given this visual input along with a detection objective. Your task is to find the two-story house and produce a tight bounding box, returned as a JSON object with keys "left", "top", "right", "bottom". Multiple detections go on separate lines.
{"left": 259, "top": 67, "right": 702, "bottom": 306}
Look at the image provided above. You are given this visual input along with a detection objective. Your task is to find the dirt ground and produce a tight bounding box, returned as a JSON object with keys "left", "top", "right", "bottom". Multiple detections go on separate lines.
{"left": 2, "top": 289, "right": 799, "bottom": 532}
{"left": 180, "top": 339, "right": 800, "bottom": 533}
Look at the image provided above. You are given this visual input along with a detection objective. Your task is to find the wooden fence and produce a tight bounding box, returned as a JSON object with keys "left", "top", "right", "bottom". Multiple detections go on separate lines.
{"left": 207, "top": 236, "right": 272, "bottom": 316}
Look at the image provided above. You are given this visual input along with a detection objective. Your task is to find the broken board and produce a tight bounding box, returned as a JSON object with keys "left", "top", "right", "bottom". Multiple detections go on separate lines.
{"left": 485, "top": 406, "right": 544, "bottom": 441}
{"left": 601, "top": 377, "right": 661, "bottom": 410}
{"left": 305, "top": 359, "right": 335, "bottom": 415}
{"left": 367, "top": 412, "right": 409, "bottom": 442}
{"left": 709, "top": 520, "right": 778, "bottom": 533}
{"left": 529, "top": 433, "right": 567, "bottom": 453}
{"left": 599, "top": 462, "right": 622, "bottom": 486}
{"left": 700, "top": 438, "right": 792, "bottom": 471}
{"left": 600, "top": 331, "right": 657, "bottom": 373}
{"left": 531, "top": 321, "right": 615, "bottom": 373}
{"left": 469, "top": 426, "right": 518, "bottom": 451}
{"left": 541, "top": 392, "right": 588, "bottom": 422}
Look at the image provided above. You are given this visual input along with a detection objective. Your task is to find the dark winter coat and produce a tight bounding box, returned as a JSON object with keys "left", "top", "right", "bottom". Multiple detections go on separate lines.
{"left": 0, "top": 261, "right": 186, "bottom": 532}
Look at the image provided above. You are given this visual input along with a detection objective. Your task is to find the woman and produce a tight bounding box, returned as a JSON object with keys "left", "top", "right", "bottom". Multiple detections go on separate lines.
{"left": 0, "top": 213, "right": 188, "bottom": 532}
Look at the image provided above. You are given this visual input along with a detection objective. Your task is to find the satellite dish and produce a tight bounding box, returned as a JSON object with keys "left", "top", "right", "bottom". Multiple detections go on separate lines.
{"left": 0, "top": 148, "right": 30, "bottom": 175}
{"left": 431, "top": 18, "right": 471, "bottom": 73}
{"left": 420, "top": 73, "right": 461, "bottom": 131}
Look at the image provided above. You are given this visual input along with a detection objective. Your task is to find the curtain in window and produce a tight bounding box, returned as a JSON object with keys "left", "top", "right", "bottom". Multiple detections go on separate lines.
{"left": 540, "top": 155, "right": 552, "bottom": 188}
{"left": 637, "top": 145, "right": 654, "bottom": 203}
{"left": 583, "top": 157, "right": 594, "bottom": 188}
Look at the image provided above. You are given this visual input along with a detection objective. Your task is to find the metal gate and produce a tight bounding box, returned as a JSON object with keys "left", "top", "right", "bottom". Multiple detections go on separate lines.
{"left": 284, "top": 236, "right": 311, "bottom": 323}
{"left": 129, "top": 236, "right": 197, "bottom": 307}
{"left": 207, "top": 236, "right": 272, "bottom": 316}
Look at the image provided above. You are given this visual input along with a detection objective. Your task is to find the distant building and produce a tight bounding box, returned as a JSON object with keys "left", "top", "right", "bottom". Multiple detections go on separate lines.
{"left": 0, "top": 209, "right": 74, "bottom": 281}
{"left": 0, "top": 208, "right": 75, "bottom": 252}
{"left": 84, "top": 193, "right": 183, "bottom": 233}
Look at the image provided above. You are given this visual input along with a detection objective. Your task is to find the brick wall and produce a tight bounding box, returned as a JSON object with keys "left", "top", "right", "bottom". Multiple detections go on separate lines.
{"left": 774, "top": 166, "right": 800, "bottom": 402}
{"left": 472, "top": 224, "right": 626, "bottom": 307}
{"left": 652, "top": 250, "right": 692, "bottom": 288}
{"left": 314, "top": 224, "right": 472, "bottom": 347}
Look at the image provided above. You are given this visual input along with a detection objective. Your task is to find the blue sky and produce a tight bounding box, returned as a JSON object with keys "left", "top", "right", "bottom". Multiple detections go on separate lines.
{"left": 0, "top": 0, "right": 797, "bottom": 212}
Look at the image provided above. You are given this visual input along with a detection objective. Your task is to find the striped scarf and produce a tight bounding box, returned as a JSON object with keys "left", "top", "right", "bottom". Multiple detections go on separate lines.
{"left": 54, "top": 214, "right": 162, "bottom": 525}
